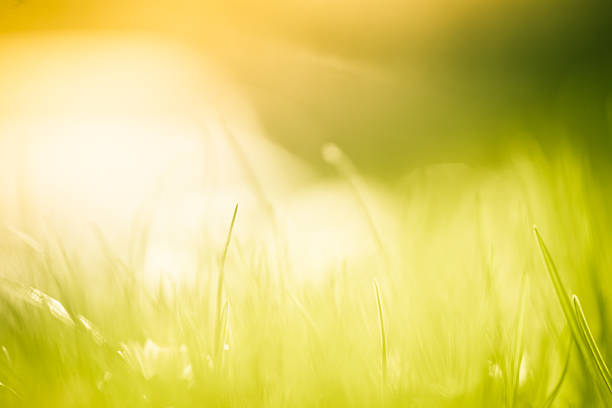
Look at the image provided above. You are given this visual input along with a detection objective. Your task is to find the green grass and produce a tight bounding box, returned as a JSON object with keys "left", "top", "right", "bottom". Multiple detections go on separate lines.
{"left": 534, "top": 226, "right": 612, "bottom": 403}
{"left": 372, "top": 278, "right": 387, "bottom": 387}
{"left": 1, "top": 146, "right": 612, "bottom": 406}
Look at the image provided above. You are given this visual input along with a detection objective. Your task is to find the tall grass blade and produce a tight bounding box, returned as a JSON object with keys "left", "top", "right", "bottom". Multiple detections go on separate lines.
{"left": 215, "top": 300, "right": 230, "bottom": 370}
{"left": 372, "top": 278, "right": 387, "bottom": 385}
{"left": 532, "top": 227, "right": 579, "bottom": 338}
{"left": 534, "top": 226, "right": 612, "bottom": 401}
{"left": 215, "top": 204, "right": 238, "bottom": 359}
{"left": 572, "top": 295, "right": 612, "bottom": 394}
{"left": 542, "top": 333, "right": 572, "bottom": 408}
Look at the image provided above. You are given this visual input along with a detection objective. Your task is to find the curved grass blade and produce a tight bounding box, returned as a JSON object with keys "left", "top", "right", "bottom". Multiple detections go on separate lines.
{"left": 542, "top": 334, "right": 573, "bottom": 408}
{"left": 215, "top": 204, "right": 238, "bottom": 358}
{"left": 533, "top": 227, "right": 579, "bottom": 338}
{"left": 534, "top": 226, "right": 612, "bottom": 400}
{"left": 0, "top": 380, "right": 21, "bottom": 400}
{"left": 572, "top": 295, "right": 612, "bottom": 394}
{"left": 0, "top": 277, "right": 74, "bottom": 327}
{"left": 372, "top": 278, "right": 387, "bottom": 384}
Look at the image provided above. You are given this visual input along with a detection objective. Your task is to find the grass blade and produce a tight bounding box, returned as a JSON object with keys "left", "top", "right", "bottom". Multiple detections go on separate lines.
{"left": 533, "top": 226, "right": 579, "bottom": 338}
{"left": 0, "top": 380, "right": 21, "bottom": 400}
{"left": 534, "top": 226, "right": 612, "bottom": 401}
{"left": 372, "top": 278, "right": 387, "bottom": 385}
{"left": 215, "top": 204, "right": 238, "bottom": 360}
{"left": 5, "top": 224, "right": 43, "bottom": 254}
{"left": 542, "top": 333, "right": 573, "bottom": 408}
{"left": 215, "top": 300, "right": 230, "bottom": 371}
{"left": 572, "top": 295, "right": 612, "bottom": 394}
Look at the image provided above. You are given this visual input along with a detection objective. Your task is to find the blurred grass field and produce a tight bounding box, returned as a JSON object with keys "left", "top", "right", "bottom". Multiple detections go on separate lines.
{"left": 2, "top": 1, "right": 612, "bottom": 407}
{"left": 2, "top": 141, "right": 612, "bottom": 406}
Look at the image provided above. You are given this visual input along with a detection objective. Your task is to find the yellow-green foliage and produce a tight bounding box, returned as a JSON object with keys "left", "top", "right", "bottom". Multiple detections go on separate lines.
{"left": 1, "top": 146, "right": 612, "bottom": 407}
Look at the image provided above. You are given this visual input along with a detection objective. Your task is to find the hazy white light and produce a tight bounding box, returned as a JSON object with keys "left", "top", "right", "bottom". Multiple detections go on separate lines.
{"left": 0, "top": 32, "right": 383, "bottom": 285}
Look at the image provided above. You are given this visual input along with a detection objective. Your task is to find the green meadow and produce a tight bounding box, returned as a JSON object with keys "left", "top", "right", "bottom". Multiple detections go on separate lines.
{"left": 2, "top": 1, "right": 612, "bottom": 407}
{"left": 2, "top": 143, "right": 612, "bottom": 407}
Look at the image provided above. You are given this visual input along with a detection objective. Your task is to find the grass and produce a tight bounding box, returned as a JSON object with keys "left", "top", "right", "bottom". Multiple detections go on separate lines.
{"left": 534, "top": 226, "right": 612, "bottom": 403}
{"left": 214, "top": 203, "right": 238, "bottom": 364}
{"left": 541, "top": 333, "right": 572, "bottom": 408}
{"left": 1, "top": 145, "right": 612, "bottom": 406}
{"left": 372, "top": 278, "right": 387, "bottom": 387}
{"left": 572, "top": 295, "right": 612, "bottom": 395}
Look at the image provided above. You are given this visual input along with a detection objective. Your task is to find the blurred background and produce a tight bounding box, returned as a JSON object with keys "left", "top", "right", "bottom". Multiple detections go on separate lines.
{"left": 1, "top": 0, "right": 612, "bottom": 177}
{"left": 2, "top": 0, "right": 612, "bottom": 280}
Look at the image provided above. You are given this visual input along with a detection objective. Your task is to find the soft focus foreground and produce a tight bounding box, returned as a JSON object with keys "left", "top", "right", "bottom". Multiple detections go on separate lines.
{"left": 2, "top": 143, "right": 612, "bottom": 406}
